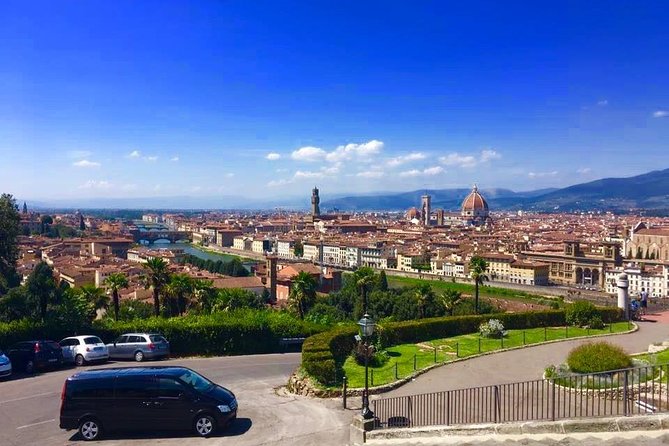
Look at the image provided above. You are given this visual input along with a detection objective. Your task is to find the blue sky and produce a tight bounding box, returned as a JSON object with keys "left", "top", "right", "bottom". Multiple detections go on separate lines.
{"left": 0, "top": 1, "right": 667, "bottom": 201}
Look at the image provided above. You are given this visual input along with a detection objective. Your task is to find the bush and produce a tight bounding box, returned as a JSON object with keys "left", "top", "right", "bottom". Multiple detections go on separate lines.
{"left": 567, "top": 341, "right": 632, "bottom": 374}
{"left": 479, "top": 319, "right": 506, "bottom": 338}
{"left": 587, "top": 315, "right": 605, "bottom": 329}
{"left": 565, "top": 301, "right": 598, "bottom": 327}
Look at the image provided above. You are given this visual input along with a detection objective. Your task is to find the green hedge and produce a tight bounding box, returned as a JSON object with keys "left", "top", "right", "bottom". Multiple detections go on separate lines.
{"left": 0, "top": 309, "right": 326, "bottom": 357}
{"left": 302, "top": 307, "right": 624, "bottom": 386}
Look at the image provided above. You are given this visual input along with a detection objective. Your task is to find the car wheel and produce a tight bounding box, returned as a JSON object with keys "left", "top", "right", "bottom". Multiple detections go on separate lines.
{"left": 134, "top": 351, "right": 144, "bottom": 362}
{"left": 25, "top": 360, "right": 35, "bottom": 374}
{"left": 79, "top": 417, "right": 102, "bottom": 441}
{"left": 193, "top": 414, "right": 216, "bottom": 437}
{"left": 75, "top": 354, "right": 85, "bottom": 366}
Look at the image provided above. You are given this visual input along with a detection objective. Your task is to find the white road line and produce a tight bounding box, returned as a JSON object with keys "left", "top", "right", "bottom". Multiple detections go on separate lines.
{"left": 16, "top": 419, "right": 55, "bottom": 430}
{"left": 0, "top": 391, "right": 58, "bottom": 405}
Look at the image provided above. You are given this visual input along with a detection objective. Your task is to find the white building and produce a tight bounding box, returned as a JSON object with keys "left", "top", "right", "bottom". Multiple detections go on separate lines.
{"left": 303, "top": 243, "right": 320, "bottom": 262}
{"left": 277, "top": 240, "right": 297, "bottom": 259}
{"left": 605, "top": 263, "right": 668, "bottom": 298}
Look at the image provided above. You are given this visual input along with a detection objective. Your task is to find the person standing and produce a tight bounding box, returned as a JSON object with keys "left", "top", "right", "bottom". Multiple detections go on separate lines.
{"left": 640, "top": 288, "right": 649, "bottom": 315}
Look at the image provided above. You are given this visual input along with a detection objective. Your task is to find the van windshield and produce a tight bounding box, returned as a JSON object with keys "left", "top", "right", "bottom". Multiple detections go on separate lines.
{"left": 178, "top": 370, "right": 214, "bottom": 393}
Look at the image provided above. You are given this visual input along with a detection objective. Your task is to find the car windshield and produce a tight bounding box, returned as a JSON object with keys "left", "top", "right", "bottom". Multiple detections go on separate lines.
{"left": 84, "top": 337, "right": 102, "bottom": 345}
{"left": 178, "top": 370, "right": 214, "bottom": 393}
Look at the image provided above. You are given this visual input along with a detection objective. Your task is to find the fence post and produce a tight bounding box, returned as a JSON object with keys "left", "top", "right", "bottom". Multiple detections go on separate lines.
{"left": 623, "top": 370, "right": 629, "bottom": 416}
{"left": 523, "top": 331, "right": 526, "bottom": 345}
{"left": 342, "top": 376, "right": 347, "bottom": 409}
{"left": 434, "top": 347, "right": 437, "bottom": 363}
{"left": 551, "top": 379, "right": 556, "bottom": 421}
{"left": 494, "top": 385, "right": 499, "bottom": 423}
{"left": 609, "top": 323, "right": 613, "bottom": 333}
{"left": 501, "top": 336, "right": 504, "bottom": 349}
{"left": 395, "top": 362, "right": 398, "bottom": 380}
{"left": 544, "top": 326, "right": 547, "bottom": 341}
{"left": 456, "top": 342, "right": 459, "bottom": 358}
{"left": 478, "top": 337, "right": 481, "bottom": 353}
{"left": 413, "top": 354, "right": 417, "bottom": 371}
{"left": 565, "top": 325, "right": 568, "bottom": 338}
{"left": 371, "top": 369, "right": 374, "bottom": 387}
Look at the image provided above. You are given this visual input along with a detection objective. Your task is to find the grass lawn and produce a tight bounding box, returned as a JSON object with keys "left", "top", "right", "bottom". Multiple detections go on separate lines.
{"left": 387, "top": 275, "right": 558, "bottom": 305}
{"left": 633, "top": 346, "right": 669, "bottom": 364}
{"left": 341, "top": 321, "right": 632, "bottom": 388}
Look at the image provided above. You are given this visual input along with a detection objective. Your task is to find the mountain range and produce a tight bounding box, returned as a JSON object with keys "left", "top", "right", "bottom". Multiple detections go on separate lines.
{"left": 321, "top": 168, "right": 669, "bottom": 213}
{"left": 21, "top": 168, "right": 669, "bottom": 214}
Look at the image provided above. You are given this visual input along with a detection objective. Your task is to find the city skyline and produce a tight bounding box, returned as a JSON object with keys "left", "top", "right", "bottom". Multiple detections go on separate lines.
{"left": 1, "top": 1, "right": 668, "bottom": 200}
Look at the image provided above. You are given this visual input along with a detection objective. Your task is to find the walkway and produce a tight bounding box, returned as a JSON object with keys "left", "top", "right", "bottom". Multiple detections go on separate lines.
{"left": 380, "top": 311, "right": 669, "bottom": 399}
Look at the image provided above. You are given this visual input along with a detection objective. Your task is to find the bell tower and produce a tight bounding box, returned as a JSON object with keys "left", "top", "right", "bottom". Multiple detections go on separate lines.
{"left": 311, "top": 186, "right": 321, "bottom": 217}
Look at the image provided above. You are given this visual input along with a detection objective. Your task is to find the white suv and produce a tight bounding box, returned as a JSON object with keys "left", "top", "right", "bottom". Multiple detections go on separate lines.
{"left": 59, "top": 336, "right": 109, "bottom": 366}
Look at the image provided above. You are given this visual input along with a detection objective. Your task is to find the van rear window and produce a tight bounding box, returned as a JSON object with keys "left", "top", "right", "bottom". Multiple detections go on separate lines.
{"left": 84, "top": 337, "right": 102, "bottom": 345}
{"left": 149, "top": 335, "right": 166, "bottom": 343}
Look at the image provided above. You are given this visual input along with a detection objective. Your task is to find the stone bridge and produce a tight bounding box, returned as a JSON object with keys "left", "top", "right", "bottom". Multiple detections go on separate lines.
{"left": 129, "top": 230, "right": 192, "bottom": 244}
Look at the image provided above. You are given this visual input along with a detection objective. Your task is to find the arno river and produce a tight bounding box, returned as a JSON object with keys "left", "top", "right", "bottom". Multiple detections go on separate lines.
{"left": 149, "top": 242, "right": 239, "bottom": 262}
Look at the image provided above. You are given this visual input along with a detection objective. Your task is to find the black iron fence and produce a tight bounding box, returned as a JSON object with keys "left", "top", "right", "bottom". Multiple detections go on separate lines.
{"left": 372, "top": 363, "right": 669, "bottom": 429}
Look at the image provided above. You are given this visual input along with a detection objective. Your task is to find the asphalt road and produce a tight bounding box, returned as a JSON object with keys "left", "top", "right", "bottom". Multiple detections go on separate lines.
{"left": 0, "top": 353, "right": 351, "bottom": 446}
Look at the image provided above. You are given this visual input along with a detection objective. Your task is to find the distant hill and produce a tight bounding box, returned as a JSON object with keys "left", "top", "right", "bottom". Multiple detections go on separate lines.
{"left": 321, "top": 168, "right": 669, "bottom": 213}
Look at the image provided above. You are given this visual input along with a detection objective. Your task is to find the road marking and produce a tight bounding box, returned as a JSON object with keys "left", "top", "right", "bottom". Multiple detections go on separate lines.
{"left": 16, "top": 419, "right": 55, "bottom": 430}
{"left": 0, "top": 391, "right": 57, "bottom": 405}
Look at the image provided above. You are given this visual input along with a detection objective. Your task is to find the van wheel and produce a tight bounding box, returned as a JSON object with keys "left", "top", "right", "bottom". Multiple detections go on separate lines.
{"left": 79, "top": 417, "right": 102, "bottom": 441}
{"left": 25, "top": 360, "right": 35, "bottom": 374}
{"left": 75, "top": 354, "right": 86, "bottom": 366}
{"left": 193, "top": 414, "right": 216, "bottom": 437}
{"left": 134, "top": 351, "right": 144, "bottom": 362}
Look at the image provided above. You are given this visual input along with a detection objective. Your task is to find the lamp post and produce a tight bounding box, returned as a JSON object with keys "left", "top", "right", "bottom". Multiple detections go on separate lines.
{"left": 358, "top": 313, "right": 375, "bottom": 420}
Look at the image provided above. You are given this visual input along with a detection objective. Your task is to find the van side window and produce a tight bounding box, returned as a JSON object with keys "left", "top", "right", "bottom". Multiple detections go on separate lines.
{"left": 128, "top": 335, "right": 143, "bottom": 343}
{"left": 114, "top": 376, "right": 157, "bottom": 398}
{"left": 158, "top": 378, "right": 186, "bottom": 398}
{"left": 70, "top": 379, "right": 114, "bottom": 398}
{"left": 115, "top": 336, "right": 128, "bottom": 344}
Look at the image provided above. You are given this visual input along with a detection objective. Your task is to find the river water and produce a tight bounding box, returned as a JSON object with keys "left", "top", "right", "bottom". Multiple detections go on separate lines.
{"left": 149, "top": 242, "right": 239, "bottom": 262}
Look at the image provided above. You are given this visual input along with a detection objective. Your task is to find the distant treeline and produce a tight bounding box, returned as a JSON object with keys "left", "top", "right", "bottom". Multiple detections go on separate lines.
{"left": 181, "top": 254, "right": 250, "bottom": 277}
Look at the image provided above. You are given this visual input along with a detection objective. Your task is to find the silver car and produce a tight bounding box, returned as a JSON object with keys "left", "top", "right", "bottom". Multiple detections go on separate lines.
{"left": 60, "top": 335, "right": 109, "bottom": 366}
{"left": 106, "top": 333, "right": 170, "bottom": 362}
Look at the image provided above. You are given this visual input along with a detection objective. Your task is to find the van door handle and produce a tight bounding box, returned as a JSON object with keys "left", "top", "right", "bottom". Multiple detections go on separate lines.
{"left": 141, "top": 401, "right": 153, "bottom": 406}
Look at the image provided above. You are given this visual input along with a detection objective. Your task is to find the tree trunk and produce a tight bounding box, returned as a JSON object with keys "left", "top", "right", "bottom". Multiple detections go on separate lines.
{"left": 113, "top": 290, "right": 120, "bottom": 321}
{"left": 153, "top": 287, "right": 160, "bottom": 316}
{"left": 475, "top": 280, "right": 479, "bottom": 314}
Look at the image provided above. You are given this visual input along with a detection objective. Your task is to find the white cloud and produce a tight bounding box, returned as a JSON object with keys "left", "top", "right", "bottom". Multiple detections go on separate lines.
{"left": 597, "top": 99, "right": 609, "bottom": 106}
{"left": 387, "top": 152, "right": 426, "bottom": 167}
{"left": 145, "top": 156, "right": 158, "bottom": 162}
{"left": 357, "top": 171, "right": 384, "bottom": 178}
{"left": 170, "top": 156, "right": 179, "bottom": 162}
{"left": 653, "top": 110, "right": 668, "bottom": 118}
{"left": 276, "top": 168, "right": 288, "bottom": 173}
{"left": 266, "top": 152, "right": 281, "bottom": 161}
{"left": 480, "top": 149, "right": 501, "bottom": 162}
{"left": 326, "top": 140, "right": 384, "bottom": 163}
{"left": 267, "top": 179, "right": 294, "bottom": 187}
{"left": 67, "top": 150, "right": 92, "bottom": 159}
{"left": 127, "top": 150, "right": 141, "bottom": 158}
{"left": 294, "top": 170, "right": 324, "bottom": 179}
{"left": 225, "top": 173, "right": 235, "bottom": 178}
{"left": 291, "top": 146, "right": 327, "bottom": 162}
{"left": 439, "top": 153, "right": 477, "bottom": 167}
{"left": 399, "top": 169, "right": 421, "bottom": 178}
{"left": 73, "top": 159, "right": 101, "bottom": 168}
{"left": 577, "top": 167, "right": 592, "bottom": 174}
{"left": 423, "top": 166, "right": 444, "bottom": 175}
{"left": 79, "top": 180, "right": 111, "bottom": 189}
{"left": 528, "top": 171, "right": 558, "bottom": 178}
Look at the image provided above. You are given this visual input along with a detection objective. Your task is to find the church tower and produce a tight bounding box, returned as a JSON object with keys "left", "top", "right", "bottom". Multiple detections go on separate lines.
{"left": 22, "top": 202, "right": 27, "bottom": 214}
{"left": 311, "top": 186, "right": 321, "bottom": 217}
{"left": 421, "top": 194, "right": 431, "bottom": 226}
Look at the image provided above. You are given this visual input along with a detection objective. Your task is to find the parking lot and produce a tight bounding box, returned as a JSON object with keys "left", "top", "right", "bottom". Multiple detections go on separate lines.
{"left": 0, "top": 353, "right": 351, "bottom": 446}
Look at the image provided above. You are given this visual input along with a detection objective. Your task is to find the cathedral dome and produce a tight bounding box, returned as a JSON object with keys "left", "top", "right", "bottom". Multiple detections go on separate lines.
{"left": 461, "top": 185, "right": 488, "bottom": 214}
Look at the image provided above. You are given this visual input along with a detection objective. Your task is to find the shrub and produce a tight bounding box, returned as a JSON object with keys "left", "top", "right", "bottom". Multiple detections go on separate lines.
{"left": 567, "top": 341, "right": 632, "bottom": 374}
{"left": 587, "top": 315, "right": 605, "bottom": 330}
{"left": 479, "top": 319, "right": 506, "bottom": 338}
{"left": 565, "top": 301, "right": 598, "bottom": 327}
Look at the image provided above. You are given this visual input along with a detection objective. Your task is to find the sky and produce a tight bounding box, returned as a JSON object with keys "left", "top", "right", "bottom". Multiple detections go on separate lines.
{"left": 0, "top": 1, "right": 668, "bottom": 203}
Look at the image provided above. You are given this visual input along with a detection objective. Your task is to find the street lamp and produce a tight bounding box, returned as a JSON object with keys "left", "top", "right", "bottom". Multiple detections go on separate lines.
{"left": 357, "top": 313, "right": 375, "bottom": 420}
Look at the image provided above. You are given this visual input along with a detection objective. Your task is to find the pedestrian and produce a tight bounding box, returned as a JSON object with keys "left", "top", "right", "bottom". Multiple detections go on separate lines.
{"left": 640, "top": 288, "right": 648, "bottom": 315}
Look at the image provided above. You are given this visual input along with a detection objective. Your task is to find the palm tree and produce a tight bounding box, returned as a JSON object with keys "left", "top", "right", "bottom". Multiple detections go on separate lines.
{"left": 165, "top": 273, "right": 193, "bottom": 316}
{"left": 469, "top": 256, "right": 489, "bottom": 314}
{"left": 103, "top": 272, "right": 128, "bottom": 321}
{"left": 414, "top": 284, "right": 435, "bottom": 319}
{"left": 440, "top": 289, "right": 462, "bottom": 316}
{"left": 192, "top": 279, "right": 215, "bottom": 313}
{"left": 288, "top": 271, "right": 318, "bottom": 319}
{"left": 356, "top": 272, "right": 376, "bottom": 315}
{"left": 78, "top": 284, "right": 109, "bottom": 320}
{"left": 142, "top": 258, "right": 170, "bottom": 316}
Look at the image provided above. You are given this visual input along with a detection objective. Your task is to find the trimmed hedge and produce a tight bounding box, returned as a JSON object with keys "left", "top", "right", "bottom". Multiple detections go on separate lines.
{"left": 0, "top": 309, "right": 326, "bottom": 357}
{"left": 302, "top": 306, "right": 624, "bottom": 386}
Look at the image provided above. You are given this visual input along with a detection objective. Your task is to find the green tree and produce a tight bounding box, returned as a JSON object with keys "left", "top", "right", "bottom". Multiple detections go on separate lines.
{"left": 40, "top": 215, "right": 53, "bottom": 235}
{"left": 50, "top": 287, "right": 90, "bottom": 328}
{"left": 0, "top": 286, "right": 29, "bottom": 322}
{"left": 468, "top": 256, "right": 489, "bottom": 314}
{"left": 165, "top": 273, "right": 193, "bottom": 316}
{"left": 118, "top": 299, "right": 154, "bottom": 321}
{"left": 213, "top": 288, "right": 265, "bottom": 312}
{"left": 293, "top": 240, "right": 304, "bottom": 257}
{"left": 192, "top": 279, "right": 216, "bottom": 313}
{"left": 440, "top": 289, "right": 463, "bottom": 316}
{"left": 79, "top": 214, "right": 86, "bottom": 231}
{"left": 377, "top": 270, "right": 389, "bottom": 291}
{"left": 142, "top": 258, "right": 171, "bottom": 316}
{"left": 25, "top": 262, "right": 60, "bottom": 321}
{"left": 0, "top": 194, "right": 21, "bottom": 294}
{"left": 78, "top": 284, "right": 109, "bottom": 321}
{"left": 288, "top": 271, "right": 318, "bottom": 319}
{"left": 103, "top": 272, "right": 129, "bottom": 321}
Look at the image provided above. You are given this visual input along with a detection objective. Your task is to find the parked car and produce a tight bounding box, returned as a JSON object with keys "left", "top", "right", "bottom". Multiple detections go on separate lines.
{"left": 60, "top": 336, "right": 109, "bottom": 366}
{"left": 106, "top": 333, "right": 170, "bottom": 362}
{"left": 6, "top": 340, "right": 63, "bottom": 374}
{"left": 0, "top": 349, "right": 12, "bottom": 378}
{"left": 59, "top": 366, "right": 237, "bottom": 441}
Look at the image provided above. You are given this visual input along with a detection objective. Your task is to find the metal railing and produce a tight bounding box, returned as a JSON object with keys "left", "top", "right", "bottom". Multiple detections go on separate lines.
{"left": 372, "top": 363, "right": 669, "bottom": 429}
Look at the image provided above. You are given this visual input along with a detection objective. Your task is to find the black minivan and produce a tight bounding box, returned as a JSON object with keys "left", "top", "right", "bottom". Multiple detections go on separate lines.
{"left": 59, "top": 366, "right": 237, "bottom": 441}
